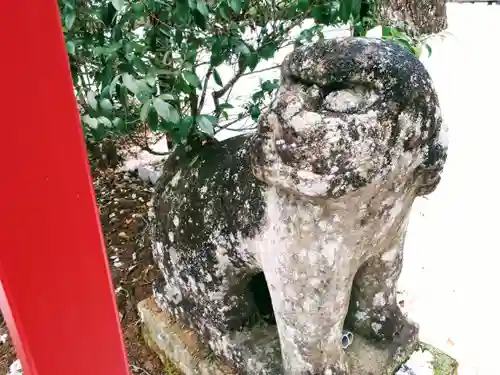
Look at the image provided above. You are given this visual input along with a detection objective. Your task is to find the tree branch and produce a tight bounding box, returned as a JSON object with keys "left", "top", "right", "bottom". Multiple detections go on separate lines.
{"left": 213, "top": 17, "right": 299, "bottom": 102}
{"left": 128, "top": 126, "right": 171, "bottom": 156}
{"left": 213, "top": 68, "right": 244, "bottom": 100}
{"left": 198, "top": 66, "right": 213, "bottom": 112}
{"left": 241, "top": 64, "right": 281, "bottom": 77}
{"left": 210, "top": 17, "right": 304, "bottom": 127}
{"left": 189, "top": 92, "right": 198, "bottom": 117}
{"left": 214, "top": 104, "right": 269, "bottom": 134}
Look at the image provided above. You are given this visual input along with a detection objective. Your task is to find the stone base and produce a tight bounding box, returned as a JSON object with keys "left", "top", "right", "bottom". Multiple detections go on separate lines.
{"left": 138, "top": 297, "right": 458, "bottom": 375}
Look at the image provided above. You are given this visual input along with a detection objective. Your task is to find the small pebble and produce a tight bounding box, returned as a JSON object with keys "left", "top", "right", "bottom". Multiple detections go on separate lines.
{"left": 118, "top": 232, "right": 129, "bottom": 239}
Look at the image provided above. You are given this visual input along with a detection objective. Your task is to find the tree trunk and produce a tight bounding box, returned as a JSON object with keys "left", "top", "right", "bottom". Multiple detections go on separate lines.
{"left": 378, "top": 0, "right": 447, "bottom": 36}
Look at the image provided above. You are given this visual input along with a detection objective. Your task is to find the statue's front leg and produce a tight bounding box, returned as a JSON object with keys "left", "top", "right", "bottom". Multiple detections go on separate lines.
{"left": 257, "top": 222, "right": 356, "bottom": 374}
{"left": 348, "top": 230, "right": 418, "bottom": 347}
{"left": 264, "top": 266, "right": 353, "bottom": 375}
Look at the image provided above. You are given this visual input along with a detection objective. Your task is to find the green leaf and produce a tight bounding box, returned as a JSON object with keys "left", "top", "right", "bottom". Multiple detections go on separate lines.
{"left": 131, "top": 2, "right": 145, "bottom": 13}
{"left": 351, "top": 0, "right": 362, "bottom": 20}
{"left": 218, "top": 103, "right": 234, "bottom": 109}
{"left": 65, "top": 10, "right": 76, "bottom": 30}
{"left": 182, "top": 70, "right": 202, "bottom": 88}
{"left": 213, "top": 69, "right": 223, "bottom": 86}
{"left": 159, "top": 93, "right": 176, "bottom": 101}
{"left": 111, "top": 0, "right": 125, "bottom": 11}
{"left": 140, "top": 100, "right": 151, "bottom": 122}
{"left": 353, "top": 23, "right": 366, "bottom": 36}
{"left": 425, "top": 43, "right": 432, "bottom": 57}
{"left": 211, "top": 53, "right": 225, "bottom": 67}
{"left": 100, "top": 98, "right": 113, "bottom": 113}
{"left": 392, "top": 37, "right": 414, "bottom": 53}
{"left": 297, "top": 28, "right": 313, "bottom": 43}
{"left": 390, "top": 28, "right": 404, "bottom": 38}
{"left": 339, "top": 0, "right": 352, "bottom": 23}
{"left": 101, "top": 63, "right": 114, "bottom": 88}
{"left": 132, "top": 57, "right": 148, "bottom": 74}
{"left": 210, "top": 37, "right": 226, "bottom": 65}
{"left": 87, "top": 92, "right": 98, "bottom": 111}
{"left": 238, "top": 56, "right": 248, "bottom": 72}
{"left": 197, "top": 115, "right": 215, "bottom": 136}
{"left": 311, "top": 5, "right": 326, "bottom": 23}
{"left": 185, "top": 47, "right": 198, "bottom": 63}
{"left": 153, "top": 98, "right": 180, "bottom": 124}
{"left": 109, "top": 75, "right": 122, "bottom": 97}
{"left": 118, "top": 85, "right": 128, "bottom": 109}
{"left": 136, "top": 81, "right": 152, "bottom": 103}
{"left": 192, "top": 9, "right": 207, "bottom": 29}
{"left": 415, "top": 43, "right": 423, "bottom": 57}
{"left": 97, "top": 116, "right": 113, "bottom": 128}
{"left": 261, "top": 80, "right": 279, "bottom": 92}
{"left": 252, "top": 91, "right": 264, "bottom": 102}
{"left": 229, "top": 0, "right": 242, "bottom": 14}
{"left": 296, "top": 0, "right": 309, "bottom": 11}
{"left": 250, "top": 105, "right": 260, "bottom": 121}
{"left": 82, "top": 114, "right": 98, "bottom": 129}
{"left": 171, "top": 116, "right": 194, "bottom": 143}
{"left": 61, "top": 0, "right": 74, "bottom": 8}
{"left": 218, "top": 3, "right": 230, "bottom": 20}
{"left": 145, "top": 73, "right": 156, "bottom": 87}
{"left": 112, "top": 117, "right": 126, "bottom": 132}
{"left": 101, "top": 2, "right": 117, "bottom": 27}
{"left": 382, "top": 26, "right": 393, "bottom": 37}
{"left": 66, "top": 41, "right": 75, "bottom": 55}
{"left": 246, "top": 53, "right": 259, "bottom": 71}
{"left": 235, "top": 42, "right": 250, "bottom": 55}
{"left": 197, "top": 0, "right": 209, "bottom": 17}
{"left": 147, "top": 110, "right": 160, "bottom": 131}
{"left": 259, "top": 42, "right": 277, "bottom": 59}
{"left": 122, "top": 73, "right": 139, "bottom": 94}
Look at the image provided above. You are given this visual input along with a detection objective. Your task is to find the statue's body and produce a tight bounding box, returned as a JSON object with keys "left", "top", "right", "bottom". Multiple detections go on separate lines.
{"left": 151, "top": 37, "right": 448, "bottom": 375}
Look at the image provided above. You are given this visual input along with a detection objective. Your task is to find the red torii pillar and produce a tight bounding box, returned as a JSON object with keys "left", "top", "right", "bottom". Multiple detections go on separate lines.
{"left": 0, "top": 2, "right": 131, "bottom": 375}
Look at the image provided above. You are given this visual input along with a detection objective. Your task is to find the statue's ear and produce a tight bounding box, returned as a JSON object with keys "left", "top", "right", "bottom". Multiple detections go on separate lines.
{"left": 415, "top": 133, "right": 448, "bottom": 196}
{"left": 399, "top": 101, "right": 447, "bottom": 196}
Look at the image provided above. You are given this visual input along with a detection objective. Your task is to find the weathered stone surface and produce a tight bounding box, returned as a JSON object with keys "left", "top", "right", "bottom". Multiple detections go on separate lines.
{"left": 139, "top": 297, "right": 458, "bottom": 375}
{"left": 395, "top": 344, "right": 459, "bottom": 375}
{"left": 150, "top": 37, "right": 449, "bottom": 375}
{"left": 377, "top": 0, "right": 447, "bottom": 36}
{"left": 138, "top": 297, "right": 234, "bottom": 375}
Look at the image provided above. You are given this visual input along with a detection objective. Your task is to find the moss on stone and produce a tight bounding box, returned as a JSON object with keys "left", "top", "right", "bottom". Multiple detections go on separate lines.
{"left": 164, "top": 358, "right": 183, "bottom": 375}
{"left": 419, "top": 342, "right": 458, "bottom": 375}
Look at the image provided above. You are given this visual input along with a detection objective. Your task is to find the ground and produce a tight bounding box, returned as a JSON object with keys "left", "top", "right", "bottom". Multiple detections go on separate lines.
{"left": 0, "top": 321, "right": 15, "bottom": 375}
{"left": 0, "top": 136, "right": 165, "bottom": 375}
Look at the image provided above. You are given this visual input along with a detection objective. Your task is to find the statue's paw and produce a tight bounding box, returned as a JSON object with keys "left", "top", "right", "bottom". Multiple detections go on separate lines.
{"left": 392, "top": 315, "right": 419, "bottom": 347}
{"left": 376, "top": 308, "right": 419, "bottom": 346}
{"left": 351, "top": 306, "right": 418, "bottom": 344}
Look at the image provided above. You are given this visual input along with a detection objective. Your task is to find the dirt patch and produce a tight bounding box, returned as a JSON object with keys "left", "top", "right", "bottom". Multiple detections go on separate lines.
{"left": 93, "top": 166, "right": 164, "bottom": 375}
{"left": 0, "top": 148, "right": 166, "bottom": 375}
{"left": 0, "top": 317, "right": 16, "bottom": 374}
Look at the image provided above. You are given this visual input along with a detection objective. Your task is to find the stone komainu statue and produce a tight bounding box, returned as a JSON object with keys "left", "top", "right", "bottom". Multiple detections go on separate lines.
{"left": 151, "top": 37, "right": 448, "bottom": 375}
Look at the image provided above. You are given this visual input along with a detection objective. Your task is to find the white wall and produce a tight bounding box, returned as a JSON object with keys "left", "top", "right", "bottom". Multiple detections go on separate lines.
{"left": 400, "top": 4, "right": 500, "bottom": 375}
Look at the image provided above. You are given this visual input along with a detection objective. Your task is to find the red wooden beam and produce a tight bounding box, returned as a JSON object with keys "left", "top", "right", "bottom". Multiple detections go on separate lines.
{"left": 0, "top": 2, "right": 131, "bottom": 375}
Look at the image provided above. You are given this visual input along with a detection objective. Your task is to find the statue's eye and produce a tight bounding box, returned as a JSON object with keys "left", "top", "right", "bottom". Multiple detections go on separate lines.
{"left": 323, "top": 87, "right": 379, "bottom": 114}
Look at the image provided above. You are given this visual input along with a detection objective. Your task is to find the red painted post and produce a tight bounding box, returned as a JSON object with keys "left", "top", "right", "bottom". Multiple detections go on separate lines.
{"left": 0, "top": 2, "right": 131, "bottom": 375}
